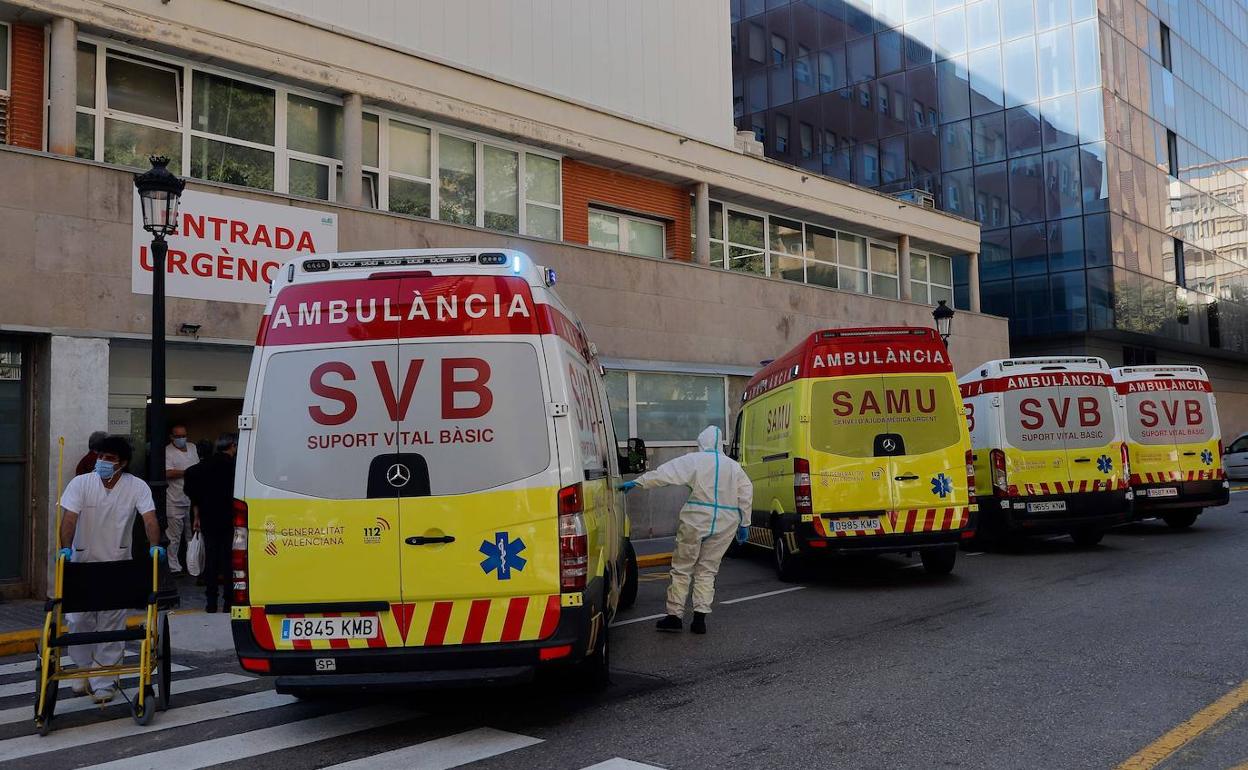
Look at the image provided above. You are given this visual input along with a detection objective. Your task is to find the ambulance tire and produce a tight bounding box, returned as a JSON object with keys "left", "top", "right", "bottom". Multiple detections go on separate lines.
{"left": 919, "top": 546, "right": 957, "bottom": 575}
{"left": 1164, "top": 510, "right": 1200, "bottom": 530}
{"left": 580, "top": 619, "right": 610, "bottom": 692}
{"left": 772, "top": 525, "right": 802, "bottom": 583}
{"left": 619, "top": 541, "right": 639, "bottom": 611}
{"left": 1069, "top": 528, "right": 1104, "bottom": 547}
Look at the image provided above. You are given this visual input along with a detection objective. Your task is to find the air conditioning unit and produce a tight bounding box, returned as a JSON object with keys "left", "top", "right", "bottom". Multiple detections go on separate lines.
{"left": 894, "top": 188, "right": 936, "bottom": 209}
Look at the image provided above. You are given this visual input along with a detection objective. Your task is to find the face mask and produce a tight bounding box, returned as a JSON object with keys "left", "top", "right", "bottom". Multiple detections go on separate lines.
{"left": 94, "top": 459, "right": 117, "bottom": 480}
{"left": 172, "top": 437, "right": 187, "bottom": 449}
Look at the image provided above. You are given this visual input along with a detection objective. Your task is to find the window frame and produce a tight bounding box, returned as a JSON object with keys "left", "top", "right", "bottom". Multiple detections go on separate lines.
{"left": 605, "top": 369, "right": 731, "bottom": 448}
{"left": 0, "top": 22, "right": 10, "bottom": 96}
{"left": 908, "top": 250, "right": 955, "bottom": 305}
{"left": 588, "top": 207, "right": 667, "bottom": 259}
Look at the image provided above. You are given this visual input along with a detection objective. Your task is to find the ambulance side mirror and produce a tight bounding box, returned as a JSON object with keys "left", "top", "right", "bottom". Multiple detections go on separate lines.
{"left": 621, "top": 438, "right": 648, "bottom": 474}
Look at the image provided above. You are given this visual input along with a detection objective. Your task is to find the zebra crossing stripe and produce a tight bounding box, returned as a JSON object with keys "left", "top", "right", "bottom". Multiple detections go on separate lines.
{"left": 324, "top": 726, "right": 543, "bottom": 769}
{"left": 0, "top": 663, "right": 192, "bottom": 699}
{"left": 580, "top": 760, "right": 665, "bottom": 769}
{"left": 80, "top": 706, "right": 415, "bottom": 769}
{"left": 0, "top": 652, "right": 139, "bottom": 679}
{"left": 0, "top": 673, "right": 253, "bottom": 726}
{"left": 0, "top": 689, "right": 297, "bottom": 762}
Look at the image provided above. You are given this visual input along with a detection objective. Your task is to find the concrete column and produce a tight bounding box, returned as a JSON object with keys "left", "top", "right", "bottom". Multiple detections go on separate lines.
{"left": 967, "top": 251, "right": 982, "bottom": 313}
{"left": 341, "top": 93, "right": 364, "bottom": 207}
{"left": 694, "top": 182, "right": 711, "bottom": 265}
{"left": 47, "top": 18, "right": 79, "bottom": 156}
{"left": 897, "top": 234, "right": 912, "bottom": 301}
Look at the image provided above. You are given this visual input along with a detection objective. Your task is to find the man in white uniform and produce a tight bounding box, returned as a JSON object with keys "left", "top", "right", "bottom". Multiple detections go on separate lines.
{"left": 58, "top": 435, "right": 162, "bottom": 703}
{"left": 164, "top": 424, "right": 199, "bottom": 573}
{"left": 621, "top": 426, "right": 753, "bottom": 634}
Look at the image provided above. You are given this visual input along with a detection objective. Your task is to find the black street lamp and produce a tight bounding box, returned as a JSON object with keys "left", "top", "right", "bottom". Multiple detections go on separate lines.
{"left": 133, "top": 156, "right": 185, "bottom": 541}
{"left": 932, "top": 299, "right": 955, "bottom": 344}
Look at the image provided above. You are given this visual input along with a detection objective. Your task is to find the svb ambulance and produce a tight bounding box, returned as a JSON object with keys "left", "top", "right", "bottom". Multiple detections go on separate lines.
{"left": 959, "top": 357, "right": 1131, "bottom": 546}
{"left": 1112, "top": 366, "right": 1229, "bottom": 528}
{"left": 230, "top": 249, "right": 645, "bottom": 690}
{"left": 731, "top": 327, "right": 974, "bottom": 579}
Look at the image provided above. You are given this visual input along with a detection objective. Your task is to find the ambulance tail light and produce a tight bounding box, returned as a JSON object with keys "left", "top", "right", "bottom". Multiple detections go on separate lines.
{"left": 1121, "top": 442, "right": 1131, "bottom": 479}
{"left": 231, "top": 499, "right": 249, "bottom": 607}
{"left": 990, "top": 449, "right": 1008, "bottom": 496}
{"left": 965, "top": 449, "right": 977, "bottom": 503}
{"left": 794, "top": 458, "right": 813, "bottom": 515}
{"left": 559, "top": 483, "right": 588, "bottom": 592}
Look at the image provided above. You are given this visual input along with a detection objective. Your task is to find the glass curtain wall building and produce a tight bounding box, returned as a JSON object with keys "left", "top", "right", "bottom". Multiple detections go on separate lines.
{"left": 733, "top": 0, "right": 1248, "bottom": 359}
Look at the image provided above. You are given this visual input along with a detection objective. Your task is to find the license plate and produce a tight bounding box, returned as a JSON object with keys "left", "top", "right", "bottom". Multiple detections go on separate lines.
{"left": 1026, "top": 501, "right": 1067, "bottom": 513}
{"left": 828, "top": 517, "right": 882, "bottom": 533}
{"left": 1147, "top": 487, "right": 1179, "bottom": 498}
{"left": 281, "top": 616, "right": 378, "bottom": 641}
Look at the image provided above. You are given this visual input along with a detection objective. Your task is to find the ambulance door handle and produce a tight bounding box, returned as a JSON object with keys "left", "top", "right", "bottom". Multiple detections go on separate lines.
{"left": 405, "top": 535, "right": 456, "bottom": 546}
{"left": 1073, "top": 458, "right": 1092, "bottom": 463}
{"left": 1182, "top": 451, "right": 1198, "bottom": 456}
{"left": 894, "top": 474, "right": 920, "bottom": 481}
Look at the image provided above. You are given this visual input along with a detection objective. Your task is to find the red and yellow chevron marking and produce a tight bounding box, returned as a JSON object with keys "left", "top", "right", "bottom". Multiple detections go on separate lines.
{"left": 1008, "top": 478, "right": 1129, "bottom": 497}
{"left": 1131, "top": 469, "right": 1225, "bottom": 485}
{"left": 811, "top": 507, "right": 970, "bottom": 538}
{"left": 250, "top": 595, "right": 561, "bottom": 651}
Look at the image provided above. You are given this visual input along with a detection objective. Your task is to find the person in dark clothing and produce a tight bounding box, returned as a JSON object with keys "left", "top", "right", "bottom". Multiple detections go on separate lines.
{"left": 186, "top": 433, "right": 238, "bottom": 612}
{"left": 74, "top": 431, "right": 109, "bottom": 477}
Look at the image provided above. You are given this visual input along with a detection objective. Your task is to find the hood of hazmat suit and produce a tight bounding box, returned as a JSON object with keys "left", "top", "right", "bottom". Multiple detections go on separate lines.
{"left": 633, "top": 425, "right": 753, "bottom": 538}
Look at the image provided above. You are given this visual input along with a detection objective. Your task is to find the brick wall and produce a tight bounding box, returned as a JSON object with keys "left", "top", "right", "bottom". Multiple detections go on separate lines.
{"left": 562, "top": 158, "right": 692, "bottom": 261}
{"left": 8, "top": 24, "right": 44, "bottom": 150}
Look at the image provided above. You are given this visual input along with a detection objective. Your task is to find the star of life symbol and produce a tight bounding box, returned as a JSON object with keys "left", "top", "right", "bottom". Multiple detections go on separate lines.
{"left": 386, "top": 463, "right": 410, "bottom": 488}
{"left": 1201, "top": 449, "right": 1214, "bottom": 466}
{"left": 930, "top": 473, "right": 953, "bottom": 498}
{"left": 479, "top": 532, "right": 527, "bottom": 580}
{"left": 1097, "top": 455, "right": 1114, "bottom": 474}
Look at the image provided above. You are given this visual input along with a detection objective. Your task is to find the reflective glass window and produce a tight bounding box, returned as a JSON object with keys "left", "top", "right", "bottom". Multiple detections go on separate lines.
{"left": 878, "top": 29, "right": 903, "bottom": 75}
{"left": 975, "top": 162, "right": 1009, "bottom": 228}
{"left": 907, "top": 65, "right": 937, "bottom": 130}
{"left": 482, "top": 146, "right": 519, "bottom": 233}
{"left": 1080, "top": 141, "right": 1109, "bottom": 213}
{"left": 438, "top": 134, "right": 477, "bottom": 225}
{"left": 746, "top": 71, "right": 768, "bottom": 113}
{"left": 1006, "top": 104, "right": 1042, "bottom": 157}
{"left": 1083, "top": 212, "right": 1109, "bottom": 267}
{"left": 966, "top": 0, "right": 1000, "bottom": 50}
{"left": 1008, "top": 154, "right": 1044, "bottom": 225}
{"left": 795, "top": 54, "right": 818, "bottom": 99}
{"left": 1012, "top": 223, "right": 1048, "bottom": 276}
{"left": 1076, "top": 88, "right": 1103, "bottom": 142}
{"left": 934, "top": 9, "right": 967, "bottom": 57}
{"left": 191, "top": 72, "right": 275, "bottom": 145}
{"left": 1002, "top": 36, "right": 1038, "bottom": 107}
{"left": 1013, "top": 275, "right": 1052, "bottom": 336}
{"left": 287, "top": 94, "right": 342, "bottom": 159}
{"left": 848, "top": 36, "right": 875, "bottom": 83}
{"left": 1047, "top": 216, "right": 1084, "bottom": 271}
{"left": 76, "top": 42, "right": 95, "bottom": 108}
{"left": 1037, "top": 27, "right": 1075, "bottom": 97}
{"left": 190, "top": 137, "right": 273, "bottom": 190}
{"left": 819, "top": 47, "right": 848, "bottom": 92}
{"left": 769, "top": 63, "right": 793, "bottom": 106}
{"left": 1073, "top": 19, "right": 1101, "bottom": 90}
{"left": 1000, "top": 0, "right": 1035, "bottom": 40}
{"left": 1044, "top": 146, "right": 1082, "bottom": 219}
{"left": 1087, "top": 267, "right": 1112, "bottom": 329}
{"left": 972, "top": 112, "right": 1006, "bottom": 164}
{"left": 941, "top": 167, "right": 975, "bottom": 217}
{"left": 1034, "top": 0, "right": 1071, "bottom": 31}
{"left": 981, "top": 228, "right": 1012, "bottom": 280}
{"left": 106, "top": 54, "right": 181, "bottom": 123}
{"left": 905, "top": 18, "right": 936, "bottom": 67}
{"left": 906, "top": 0, "right": 935, "bottom": 22}
{"left": 881, "top": 135, "right": 907, "bottom": 183}
{"left": 941, "top": 119, "right": 972, "bottom": 169}
{"left": 1050, "top": 270, "right": 1087, "bottom": 332}
{"left": 1041, "top": 93, "right": 1078, "bottom": 149}
{"left": 981, "top": 278, "right": 1015, "bottom": 317}
{"left": 968, "top": 46, "right": 1005, "bottom": 114}
{"left": 936, "top": 57, "right": 970, "bottom": 123}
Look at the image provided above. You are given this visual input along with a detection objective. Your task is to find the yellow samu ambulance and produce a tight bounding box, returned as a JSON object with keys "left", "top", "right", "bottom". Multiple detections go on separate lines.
{"left": 230, "top": 249, "right": 645, "bottom": 691}
{"left": 1112, "top": 365, "right": 1229, "bottom": 529}
{"left": 959, "top": 357, "right": 1131, "bottom": 546}
{"left": 731, "top": 327, "right": 975, "bottom": 579}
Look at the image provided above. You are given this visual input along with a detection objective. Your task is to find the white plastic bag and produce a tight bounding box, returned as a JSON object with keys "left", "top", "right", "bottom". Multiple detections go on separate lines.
{"left": 186, "top": 531, "right": 205, "bottom": 577}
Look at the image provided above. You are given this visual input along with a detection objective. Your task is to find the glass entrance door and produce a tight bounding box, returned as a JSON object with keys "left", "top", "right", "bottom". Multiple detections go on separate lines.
{"left": 0, "top": 338, "right": 29, "bottom": 587}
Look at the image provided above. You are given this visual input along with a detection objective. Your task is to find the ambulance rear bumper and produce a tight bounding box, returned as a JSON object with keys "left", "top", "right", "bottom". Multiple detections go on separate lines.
{"left": 982, "top": 490, "right": 1130, "bottom": 533}
{"left": 796, "top": 522, "right": 964, "bottom": 556}
{"left": 1131, "top": 479, "right": 1230, "bottom": 516}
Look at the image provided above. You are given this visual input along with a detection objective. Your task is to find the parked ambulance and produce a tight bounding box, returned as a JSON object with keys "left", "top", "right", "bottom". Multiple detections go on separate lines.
{"left": 230, "top": 249, "right": 645, "bottom": 691}
{"left": 959, "top": 357, "right": 1131, "bottom": 546}
{"left": 1112, "top": 365, "right": 1229, "bottom": 528}
{"left": 730, "top": 327, "right": 974, "bottom": 579}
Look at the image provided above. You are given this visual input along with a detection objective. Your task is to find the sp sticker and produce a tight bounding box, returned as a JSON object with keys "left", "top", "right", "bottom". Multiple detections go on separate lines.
{"left": 480, "top": 532, "right": 527, "bottom": 580}
{"left": 930, "top": 473, "right": 953, "bottom": 498}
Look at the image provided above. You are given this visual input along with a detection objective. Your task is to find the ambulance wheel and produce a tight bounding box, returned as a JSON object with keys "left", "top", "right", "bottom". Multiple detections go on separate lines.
{"left": 919, "top": 546, "right": 957, "bottom": 575}
{"left": 576, "top": 610, "right": 610, "bottom": 692}
{"left": 157, "top": 615, "right": 172, "bottom": 711}
{"left": 772, "top": 526, "right": 802, "bottom": 583}
{"left": 1070, "top": 528, "right": 1104, "bottom": 547}
{"left": 618, "top": 541, "right": 639, "bottom": 612}
{"left": 1164, "top": 511, "right": 1199, "bottom": 530}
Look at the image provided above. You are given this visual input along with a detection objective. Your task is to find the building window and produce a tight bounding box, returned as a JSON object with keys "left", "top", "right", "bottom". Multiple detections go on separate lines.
{"left": 775, "top": 114, "right": 789, "bottom": 153}
{"left": 869, "top": 243, "right": 900, "bottom": 299}
{"left": 190, "top": 71, "right": 276, "bottom": 191}
{"left": 438, "top": 133, "right": 476, "bottom": 225}
{"left": 0, "top": 22, "right": 9, "bottom": 96}
{"left": 604, "top": 371, "right": 728, "bottom": 446}
{"left": 1174, "top": 238, "right": 1186, "bottom": 288}
{"left": 1159, "top": 22, "right": 1172, "bottom": 71}
{"left": 1166, "top": 130, "right": 1179, "bottom": 178}
{"left": 102, "top": 52, "right": 183, "bottom": 170}
{"left": 771, "top": 33, "right": 787, "bottom": 64}
{"left": 589, "top": 209, "right": 666, "bottom": 259}
{"left": 909, "top": 252, "right": 954, "bottom": 305}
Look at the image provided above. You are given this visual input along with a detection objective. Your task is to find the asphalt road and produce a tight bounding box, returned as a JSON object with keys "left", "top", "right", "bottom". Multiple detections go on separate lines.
{"left": 4, "top": 493, "right": 1248, "bottom": 769}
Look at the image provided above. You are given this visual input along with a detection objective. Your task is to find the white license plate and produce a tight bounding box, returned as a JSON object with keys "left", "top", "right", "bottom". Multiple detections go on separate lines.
{"left": 281, "top": 616, "right": 378, "bottom": 641}
{"left": 1147, "top": 487, "right": 1179, "bottom": 498}
{"left": 1026, "top": 501, "right": 1067, "bottom": 513}
{"left": 828, "top": 517, "right": 882, "bottom": 533}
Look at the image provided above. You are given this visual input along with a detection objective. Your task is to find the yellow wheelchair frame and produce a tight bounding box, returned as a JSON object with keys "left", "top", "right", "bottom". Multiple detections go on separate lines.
{"left": 34, "top": 552, "right": 171, "bottom": 735}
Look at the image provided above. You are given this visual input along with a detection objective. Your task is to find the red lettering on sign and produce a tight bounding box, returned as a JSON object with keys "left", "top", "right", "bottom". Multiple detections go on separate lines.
{"left": 1019, "top": 398, "right": 1043, "bottom": 430}
{"left": 309, "top": 362, "right": 357, "bottom": 426}
{"left": 1140, "top": 400, "right": 1158, "bottom": 427}
{"left": 965, "top": 401, "right": 975, "bottom": 432}
{"left": 1185, "top": 399, "right": 1204, "bottom": 425}
{"left": 1047, "top": 397, "right": 1071, "bottom": 428}
{"left": 831, "top": 390, "right": 853, "bottom": 417}
{"left": 442, "top": 358, "right": 493, "bottom": 419}
{"left": 1078, "top": 397, "right": 1101, "bottom": 427}
{"left": 373, "top": 359, "right": 425, "bottom": 421}
{"left": 1162, "top": 400, "right": 1181, "bottom": 426}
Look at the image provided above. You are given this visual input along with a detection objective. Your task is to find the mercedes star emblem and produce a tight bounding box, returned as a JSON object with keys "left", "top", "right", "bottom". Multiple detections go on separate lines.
{"left": 386, "top": 463, "right": 410, "bottom": 488}
{"left": 882, "top": 439, "right": 896, "bottom": 452}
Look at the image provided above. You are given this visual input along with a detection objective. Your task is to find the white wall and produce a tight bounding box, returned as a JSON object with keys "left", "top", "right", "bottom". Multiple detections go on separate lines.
{"left": 236, "top": 0, "right": 735, "bottom": 147}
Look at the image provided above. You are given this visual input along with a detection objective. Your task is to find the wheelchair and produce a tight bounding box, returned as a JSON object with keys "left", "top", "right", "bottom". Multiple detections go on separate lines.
{"left": 34, "top": 552, "right": 172, "bottom": 735}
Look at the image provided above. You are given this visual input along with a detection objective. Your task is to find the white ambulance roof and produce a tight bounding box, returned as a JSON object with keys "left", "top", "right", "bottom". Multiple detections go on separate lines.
{"left": 1111, "top": 365, "right": 1210, "bottom": 382}
{"left": 958, "top": 356, "right": 1109, "bottom": 384}
{"left": 278, "top": 248, "right": 553, "bottom": 289}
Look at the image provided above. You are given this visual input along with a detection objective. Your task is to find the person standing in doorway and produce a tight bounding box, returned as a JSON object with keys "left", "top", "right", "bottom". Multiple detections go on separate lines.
{"left": 58, "top": 435, "right": 162, "bottom": 703}
{"left": 74, "top": 431, "right": 108, "bottom": 477}
{"left": 164, "top": 424, "right": 199, "bottom": 574}
{"left": 189, "top": 433, "right": 237, "bottom": 612}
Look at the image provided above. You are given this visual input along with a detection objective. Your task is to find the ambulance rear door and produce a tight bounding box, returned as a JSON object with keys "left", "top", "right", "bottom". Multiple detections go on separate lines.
{"left": 876, "top": 374, "right": 968, "bottom": 515}
{"left": 807, "top": 374, "right": 894, "bottom": 517}
{"left": 1056, "top": 378, "right": 1119, "bottom": 493}
{"left": 1001, "top": 381, "right": 1072, "bottom": 497}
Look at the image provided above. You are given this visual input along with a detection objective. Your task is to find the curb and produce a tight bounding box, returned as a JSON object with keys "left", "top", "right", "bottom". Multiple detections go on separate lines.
{"left": 637, "top": 552, "right": 672, "bottom": 568}
{"left": 0, "top": 610, "right": 203, "bottom": 658}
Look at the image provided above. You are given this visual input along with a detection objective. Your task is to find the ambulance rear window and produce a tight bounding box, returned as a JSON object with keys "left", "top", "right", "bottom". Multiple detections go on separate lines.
{"left": 1002, "top": 386, "right": 1115, "bottom": 450}
{"left": 809, "top": 375, "right": 962, "bottom": 457}
{"left": 252, "top": 341, "right": 551, "bottom": 499}
{"left": 1124, "top": 390, "right": 1216, "bottom": 446}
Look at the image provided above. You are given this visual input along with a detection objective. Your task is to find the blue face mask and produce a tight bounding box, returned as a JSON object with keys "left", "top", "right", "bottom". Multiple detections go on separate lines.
{"left": 94, "top": 459, "right": 117, "bottom": 480}
{"left": 172, "top": 437, "right": 188, "bottom": 450}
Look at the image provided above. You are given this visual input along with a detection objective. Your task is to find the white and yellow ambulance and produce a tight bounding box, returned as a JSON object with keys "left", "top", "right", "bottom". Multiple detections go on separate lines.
{"left": 230, "top": 249, "right": 645, "bottom": 691}
{"left": 959, "top": 357, "right": 1131, "bottom": 546}
{"left": 1112, "top": 365, "right": 1229, "bottom": 528}
{"left": 731, "top": 327, "right": 974, "bottom": 579}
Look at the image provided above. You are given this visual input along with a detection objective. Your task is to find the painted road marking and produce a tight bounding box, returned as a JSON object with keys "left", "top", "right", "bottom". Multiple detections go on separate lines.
{"left": 325, "top": 727, "right": 543, "bottom": 769}
{"left": 0, "top": 673, "right": 252, "bottom": 726}
{"left": 0, "top": 652, "right": 138, "bottom": 679}
{"left": 720, "top": 586, "right": 806, "bottom": 605}
{"left": 0, "top": 690, "right": 297, "bottom": 762}
{"left": 1115, "top": 679, "right": 1248, "bottom": 770}
{"left": 0, "top": 663, "right": 191, "bottom": 698}
{"left": 580, "top": 760, "right": 664, "bottom": 769}
{"left": 611, "top": 613, "right": 667, "bottom": 628}
{"left": 82, "top": 706, "right": 415, "bottom": 769}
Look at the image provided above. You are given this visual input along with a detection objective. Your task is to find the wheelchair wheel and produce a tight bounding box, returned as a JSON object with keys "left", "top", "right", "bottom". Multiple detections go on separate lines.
{"left": 33, "top": 663, "right": 58, "bottom": 736}
{"left": 131, "top": 685, "right": 155, "bottom": 726}
{"left": 157, "top": 615, "right": 171, "bottom": 711}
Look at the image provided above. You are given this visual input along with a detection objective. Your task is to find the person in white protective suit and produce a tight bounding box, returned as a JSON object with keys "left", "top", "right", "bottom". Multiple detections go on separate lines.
{"left": 619, "top": 425, "right": 753, "bottom": 634}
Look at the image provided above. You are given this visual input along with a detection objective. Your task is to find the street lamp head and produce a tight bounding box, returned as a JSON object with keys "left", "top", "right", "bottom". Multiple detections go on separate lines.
{"left": 932, "top": 299, "right": 955, "bottom": 343}
{"left": 133, "top": 156, "right": 186, "bottom": 237}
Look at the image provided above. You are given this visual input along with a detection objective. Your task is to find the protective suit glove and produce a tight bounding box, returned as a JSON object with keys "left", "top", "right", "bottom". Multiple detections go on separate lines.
{"left": 736, "top": 526, "right": 749, "bottom": 545}
{"left": 616, "top": 481, "right": 638, "bottom": 492}
{"left": 57, "top": 548, "right": 73, "bottom": 562}
{"left": 150, "top": 545, "right": 167, "bottom": 562}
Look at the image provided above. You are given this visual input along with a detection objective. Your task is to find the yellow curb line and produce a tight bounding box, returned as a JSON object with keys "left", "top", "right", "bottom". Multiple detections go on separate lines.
{"left": 0, "top": 609, "right": 205, "bottom": 657}
{"left": 637, "top": 552, "right": 673, "bottom": 568}
{"left": 1116, "top": 679, "right": 1248, "bottom": 770}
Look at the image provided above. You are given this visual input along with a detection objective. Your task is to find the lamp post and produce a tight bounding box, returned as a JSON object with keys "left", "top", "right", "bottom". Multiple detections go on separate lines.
{"left": 932, "top": 299, "right": 955, "bottom": 345}
{"left": 133, "top": 157, "right": 185, "bottom": 541}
